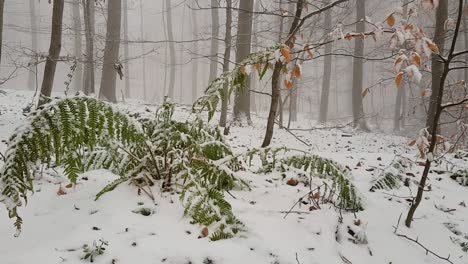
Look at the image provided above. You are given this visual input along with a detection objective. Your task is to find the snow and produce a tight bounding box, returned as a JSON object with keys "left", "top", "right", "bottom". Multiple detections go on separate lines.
{"left": 0, "top": 89, "right": 467, "bottom": 264}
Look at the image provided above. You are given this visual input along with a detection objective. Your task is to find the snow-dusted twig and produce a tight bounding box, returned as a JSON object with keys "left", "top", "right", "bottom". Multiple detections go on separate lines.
{"left": 396, "top": 234, "right": 454, "bottom": 264}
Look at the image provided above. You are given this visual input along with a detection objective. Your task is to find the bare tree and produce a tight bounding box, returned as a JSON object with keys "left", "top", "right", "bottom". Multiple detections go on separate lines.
{"left": 140, "top": 0, "right": 147, "bottom": 98}
{"left": 219, "top": 0, "right": 232, "bottom": 127}
{"left": 406, "top": 0, "right": 464, "bottom": 227}
{"left": 28, "top": 0, "right": 38, "bottom": 90}
{"left": 0, "top": 0, "right": 4, "bottom": 67}
{"left": 426, "top": 0, "right": 448, "bottom": 132}
{"left": 82, "top": 0, "right": 95, "bottom": 95}
{"left": 39, "top": 0, "right": 65, "bottom": 105}
{"left": 123, "top": 0, "right": 130, "bottom": 98}
{"left": 191, "top": 0, "right": 199, "bottom": 102}
{"left": 209, "top": 0, "right": 219, "bottom": 83}
{"left": 233, "top": 0, "right": 254, "bottom": 124}
{"left": 165, "top": 0, "right": 176, "bottom": 99}
{"left": 99, "top": 0, "right": 122, "bottom": 102}
{"left": 394, "top": 0, "right": 409, "bottom": 132}
{"left": 319, "top": 0, "right": 333, "bottom": 123}
{"left": 71, "top": 0, "right": 83, "bottom": 93}
{"left": 351, "top": 0, "right": 369, "bottom": 131}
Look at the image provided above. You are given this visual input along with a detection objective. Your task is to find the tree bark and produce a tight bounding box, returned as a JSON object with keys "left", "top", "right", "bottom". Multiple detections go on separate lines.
{"left": 0, "top": 0, "right": 4, "bottom": 67}
{"left": 351, "top": 0, "right": 369, "bottom": 131}
{"left": 82, "top": 0, "right": 95, "bottom": 95}
{"left": 191, "top": 0, "right": 199, "bottom": 102}
{"left": 123, "top": 0, "right": 130, "bottom": 98}
{"left": 219, "top": 0, "right": 232, "bottom": 128}
{"left": 262, "top": 0, "right": 304, "bottom": 147}
{"left": 140, "top": 0, "right": 147, "bottom": 99}
{"left": 99, "top": 0, "right": 122, "bottom": 102}
{"left": 165, "top": 0, "right": 176, "bottom": 99}
{"left": 209, "top": 0, "right": 219, "bottom": 83}
{"left": 28, "top": 0, "right": 38, "bottom": 90}
{"left": 464, "top": 15, "right": 468, "bottom": 84}
{"left": 71, "top": 0, "right": 83, "bottom": 93}
{"left": 426, "top": 0, "right": 448, "bottom": 132}
{"left": 39, "top": 0, "right": 65, "bottom": 106}
{"left": 319, "top": 0, "right": 333, "bottom": 123}
{"left": 233, "top": 0, "right": 254, "bottom": 124}
{"left": 406, "top": 0, "right": 463, "bottom": 227}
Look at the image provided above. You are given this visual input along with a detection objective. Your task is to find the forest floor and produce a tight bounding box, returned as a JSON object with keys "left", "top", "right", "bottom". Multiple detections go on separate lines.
{"left": 0, "top": 89, "right": 467, "bottom": 264}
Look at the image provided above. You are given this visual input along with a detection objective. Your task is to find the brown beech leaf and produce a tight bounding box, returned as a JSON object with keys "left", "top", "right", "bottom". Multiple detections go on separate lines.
{"left": 387, "top": 14, "right": 396, "bottom": 27}
{"left": 255, "top": 63, "right": 262, "bottom": 74}
{"left": 286, "top": 178, "right": 299, "bottom": 186}
{"left": 305, "top": 45, "right": 314, "bottom": 59}
{"left": 361, "top": 88, "right": 370, "bottom": 98}
{"left": 201, "top": 227, "right": 209, "bottom": 238}
{"left": 284, "top": 80, "right": 294, "bottom": 90}
{"left": 411, "top": 52, "right": 421, "bottom": 67}
{"left": 292, "top": 64, "right": 302, "bottom": 79}
{"left": 281, "top": 47, "right": 292, "bottom": 64}
{"left": 395, "top": 72, "right": 405, "bottom": 88}
{"left": 240, "top": 65, "right": 246, "bottom": 75}
{"left": 57, "top": 186, "right": 67, "bottom": 196}
{"left": 408, "top": 139, "right": 417, "bottom": 146}
{"left": 404, "top": 24, "right": 414, "bottom": 31}
{"left": 428, "top": 42, "right": 439, "bottom": 54}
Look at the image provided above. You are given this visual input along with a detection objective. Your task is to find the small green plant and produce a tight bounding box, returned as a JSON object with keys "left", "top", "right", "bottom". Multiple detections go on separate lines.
{"left": 81, "top": 239, "right": 108, "bottom": 263}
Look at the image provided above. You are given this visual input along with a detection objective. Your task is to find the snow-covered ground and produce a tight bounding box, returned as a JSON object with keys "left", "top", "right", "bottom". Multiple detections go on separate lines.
{"left": 0, "top": 89, "right": 467, "bottom": 264}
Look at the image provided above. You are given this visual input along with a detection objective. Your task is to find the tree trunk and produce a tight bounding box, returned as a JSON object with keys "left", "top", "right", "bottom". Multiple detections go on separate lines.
{"left": 232, "top": 0, "right": 254, "bottom": 124}
{"left": 82, "top": 0, "right": 95, "bottom": 95}
{"left": 39, "top": 0, "right": 65, "bottom": 106}
{"left": 351, "top": 0, "right": 369, "bottom": 131}
{"left": 426, "top": 0, "right": 448, "bottom": 132}
{"left": 165, "top": 0, "right": 176, "bottom": 99}
{"left": 464, "top": 15, "right": 468, "bottom": 83}
{"left": 219, "top": 0, "right": 232, "bottom": 127}
{"left": 28, "top": 0, "right": 38, "bottom": 90}
{"left": 394, "top": 0, "right": 409, "bottom": 132}
{"left": 123, "top": 0, "right": 130, "bottom": 98}
{"left": 191, "top": 1, "right": 199, "bottom": 102}
{"left": 71, "top": 0, "right": 83, "bottom": 93}
{"left": 319, "top": 0, "right": 333, "bottom": 123}
{"left": 0, "top": 0, "right": 4, "bottom": 67}
{"left": 209, "top": 0, "right": 219, "bottom": 83}
{"left": 140, "top": 0, "right": 147, "bottom": 99}
{"left": 99, "top": 0, "right": 121, "bottom": 102}
{"left": 262, "top": 0, "right": 304, "bottom": 147}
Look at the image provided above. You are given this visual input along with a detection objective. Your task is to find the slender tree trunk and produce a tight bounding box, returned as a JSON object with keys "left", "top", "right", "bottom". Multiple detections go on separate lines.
{"left": 464, "top": 16, "right": 468, "bottom": 83}
{"left": 351, "top": 0, "right": 369, "bottom": 131}
{"left": 426, "top": 0, "right": 448, "bottom": 132}
{"left": 209, "top": 0, "right": 219, "bottom": 83}
{"left": 233, "top": 0, "right": 254, "bottom": 124}
{"left": 250, "top": 0, "right": 262, "bottom": 113}
{"left": 82, "top": 0, "right": 95, "bottom": 95}
{"left": 71, "top": 0, "right": 83, "bottom": 93}
{"left": 28, "top": 0, "right": 38, "bottom": 90}
{"left": 394, "top": 0, "right": 409, "bottom": 132}
{"left": 394, "top": 85, "right": 404, "bottom": 131}
{"left": 219, "top": 0, "right": 232, "bottom": 127}
{"left": 262, "top": 0, "right": 304, "bottom": 147}
{"left": 99, "top": 0, "right": 121, "bottom": 102}
{"left": 191, "top": 1, "right": 199, "bottom": 102}
{"left": 140, "top": 0, "right": 147, "bottom": 99}
{"left": 39, "top": 0, "right": 65, "bottom": 105}
{"left": 319, "top": 0, "right": 333, "bottom": 123}
{"left": 0, "top": 0, "right": 4, "bottom": 67}
{"left": 123, "top": 0, "right": 130, "bottom": 98}
{"left": 165, "top": 0, "right": 176, "bottom": 99}
{"left": 406, "top": 0, "right": 463, "bottom": 227}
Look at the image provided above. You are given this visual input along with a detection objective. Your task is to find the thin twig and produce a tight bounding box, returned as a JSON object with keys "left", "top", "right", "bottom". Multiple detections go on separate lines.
{"left": 396, "top": 234, "right": 454, "bottom": 264}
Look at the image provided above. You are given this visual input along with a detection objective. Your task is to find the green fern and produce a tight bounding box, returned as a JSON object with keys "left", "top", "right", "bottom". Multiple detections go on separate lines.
{"left": 370, "top": 159, "right": 409, "bottom": 191}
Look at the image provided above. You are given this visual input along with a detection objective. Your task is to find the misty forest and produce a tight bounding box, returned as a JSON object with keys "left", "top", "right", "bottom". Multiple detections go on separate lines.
{"left": 0, "top": 0, "right": 468, "bottom": 263}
